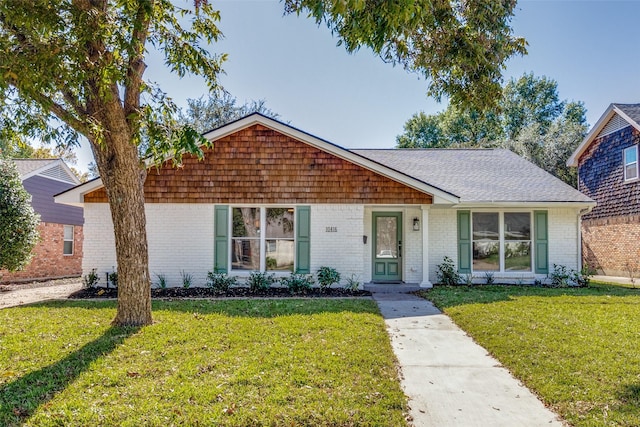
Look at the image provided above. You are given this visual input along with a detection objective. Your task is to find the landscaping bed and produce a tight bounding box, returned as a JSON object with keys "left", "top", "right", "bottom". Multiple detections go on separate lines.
{"left": 70, "top": 286, "right": 371, "bottom": 299}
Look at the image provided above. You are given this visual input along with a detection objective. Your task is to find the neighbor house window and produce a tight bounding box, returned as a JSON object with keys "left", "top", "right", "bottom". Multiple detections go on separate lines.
{"left": 472, "top": 212, "right": 531, "bottom": 272}
{"left": 231, "top": 207, "right": 294, "bottom": 272}
{"left": 624, "top": 146, "right": 638, "bottom": 181}
{"left": 63, "top": 225, "right": 74, "bottom": 255}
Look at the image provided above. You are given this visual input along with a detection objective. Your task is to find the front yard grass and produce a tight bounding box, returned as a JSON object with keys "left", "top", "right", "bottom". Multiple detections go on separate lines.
{"left": 0, "top": 299, "right": 407, "bottom": 426}
{"left": 420, "top": 283, "right": 640, "bottom": 427}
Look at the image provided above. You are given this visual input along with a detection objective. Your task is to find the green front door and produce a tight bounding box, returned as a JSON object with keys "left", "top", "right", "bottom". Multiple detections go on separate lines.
{"left": 372, "top": 212, "right": 402, "bottom": 282}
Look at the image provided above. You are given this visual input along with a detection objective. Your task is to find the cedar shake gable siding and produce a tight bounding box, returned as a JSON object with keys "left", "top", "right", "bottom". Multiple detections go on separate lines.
{"left": 578, "top": 126, "right": 640, "bottom": 220}
{"left": 84, "top": 125, "right": 433, "bottom": 205}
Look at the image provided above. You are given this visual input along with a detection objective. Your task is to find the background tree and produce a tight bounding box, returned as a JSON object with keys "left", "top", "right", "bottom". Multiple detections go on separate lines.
{"left": 396, "top": 73, "right": 588, "bottom": 186}
{"left": 178, "top": 91, "right": 280, "bottom": 134}
{"left": 0, "top": 158, "right": 40, "bottom": 273}
{"left": 0, "top": 0, "right": 526, "bottom": 326}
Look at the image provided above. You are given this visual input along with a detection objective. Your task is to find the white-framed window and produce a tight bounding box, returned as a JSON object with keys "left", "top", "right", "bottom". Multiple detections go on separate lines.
{"left": 63, "top": 225, "right": 74, "bottom": 255}
{"left": 231, "top": 207, "right": 295, "bottom": 272}
{"left": 624, "top": 145, "right": 638, "bottom": 182}
{"left": 472, "top": 212, "right": 532, "bottom": 272}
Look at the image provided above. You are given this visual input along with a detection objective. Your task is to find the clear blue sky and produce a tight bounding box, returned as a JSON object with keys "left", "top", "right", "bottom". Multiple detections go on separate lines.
{"left": 73, "top": 0, "right": 640, "bottom": 170}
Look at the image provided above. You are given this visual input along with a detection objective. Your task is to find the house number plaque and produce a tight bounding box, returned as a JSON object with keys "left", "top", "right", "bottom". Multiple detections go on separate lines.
{"left": 325, "top": 226, "right": 338, "bottom": 233}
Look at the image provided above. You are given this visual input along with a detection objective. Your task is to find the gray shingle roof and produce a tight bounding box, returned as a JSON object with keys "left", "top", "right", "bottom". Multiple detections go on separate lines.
{"left": 614, "top": 103, "right": 640, "bottom": 126}
{"left": 352, "top": 148, "right": 593, "bottom": 203}
{"left": 13, "top": 159, "right": 58, "bottom": 177}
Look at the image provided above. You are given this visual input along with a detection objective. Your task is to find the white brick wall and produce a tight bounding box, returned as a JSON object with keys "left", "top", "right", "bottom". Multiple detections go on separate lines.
{"left": 82, "top": 203, "right": 582, "bottom": 287}
{"left": 82, "top": 203, "right": 214, "bottom": 287}
{"left": 310, "top": 204, "right": 364, "bottom": 285}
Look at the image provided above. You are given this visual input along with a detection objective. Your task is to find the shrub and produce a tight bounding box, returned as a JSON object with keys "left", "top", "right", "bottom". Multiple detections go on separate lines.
{"left": 180, "top": 270, "right": 193, "bottom": 289}
{"left": 247, "top": 271, "right": 276, "bottom": 293}
{"left": 484, "top": 272, "right": 495, "bottom": 285}
{"left": 83, "top": 268, "right": 100, "bottom": 289}
{"left": 154, "top": 273, "right": 168, "bottom": 289}
{"left": 436, "top": 256, "right": 461, "bottom": 285}
{"left": 550, "top": 264, "right": 591, "bottom": 288}
{"left": 344, "top": 274, "right": 361, "bottom": 291}
{"left": 462, "top": 274, "right": 474, "bottom": 286}
{"left": 206, "top": 270, "right": 237, "bottom": 292}
{"left": 107, "top": 270, "right": 118, "bottom": 288}
{"left": 316, "top": 266, "right": 341, "bottom": 291}
{"left": 0, "top": 158, "right": 40, "bottom": 271}
{"left": 281, "top": 272, "right": 314, "bottom": 294}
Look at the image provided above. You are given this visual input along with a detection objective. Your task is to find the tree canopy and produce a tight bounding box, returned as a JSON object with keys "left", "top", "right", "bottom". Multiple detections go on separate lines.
{"left": 0, "top": 0, "right": 526, "bottom": 325}
{"left": 0, "top": 158, "right": 40, "bottom": 273}
{"left": 396, "top": 73, "right": 588, "bottom": 186}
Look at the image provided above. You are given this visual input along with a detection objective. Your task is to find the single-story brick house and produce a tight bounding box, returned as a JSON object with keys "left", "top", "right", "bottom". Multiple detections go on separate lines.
{"left": 1, "top": 159, "right": 84, "bottom": 283}
{"left": 567, "top": 103, "right": 640, "bottom": 277}
{"left": 56, "top": 113, "right": 594, "bottom": 287}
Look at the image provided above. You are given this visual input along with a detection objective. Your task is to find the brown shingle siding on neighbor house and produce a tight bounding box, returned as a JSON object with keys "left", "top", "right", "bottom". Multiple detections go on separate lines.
{"left": 84, "top": 125, "right": 433, "bottom": 205}
{"left": 578, "top": 127, "right": 640, "bottom": 220}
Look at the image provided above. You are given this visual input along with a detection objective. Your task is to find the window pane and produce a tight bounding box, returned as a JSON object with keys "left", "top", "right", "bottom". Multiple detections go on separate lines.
{"left": 266, "top": 239, "right": 294, "bottom": 271}
{"left": 472, "top": 213, "right": 499, "bottom": 240}
{"left": 64, "top": 225, "right": 73, "bottom": 240}
{"left": 625, "top": 146, "right": 637, "bottom": 164}
{"left": 231, "top": 239, "right": 260, "bottom": 270}
{"left": 626, "top": 164, "right": 638, "bottom": 180}
{"left": 63, "top": 241, "right": 73, "bottom": 255}
{"left": 376, "top": 216, "right": 398, "bottom": 259}
{"left": 473, "top": 242, "right": 499, "bottom": 271}
{"left": 266, "top": 208, "right": 294, "bottom": 238}
{"left": 233, "top": 208, "right": 260, "bottom": 238}
{"left": 505, "top": 242, "right": 531, "bottom": 271}
{"left": 504, "top": 213, "right": 530, "bottom": 240}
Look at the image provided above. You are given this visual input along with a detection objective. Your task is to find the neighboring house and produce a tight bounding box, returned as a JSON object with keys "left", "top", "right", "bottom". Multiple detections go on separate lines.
{"left": 56, "top": 114, "right": 593, "bottom": 287}
{"left": 568, "top": 103, "right": 640, "bottom": 277}
{"left": 1, "top": 159, "right": 84, "bottom": 283}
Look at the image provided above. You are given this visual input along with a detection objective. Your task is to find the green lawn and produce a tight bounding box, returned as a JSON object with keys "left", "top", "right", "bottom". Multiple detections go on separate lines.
{"left": 420, "top": 283, "right": 640, "bottom": 427}
{"left": 0, "top": 299, "right": 408, "bottom": 427}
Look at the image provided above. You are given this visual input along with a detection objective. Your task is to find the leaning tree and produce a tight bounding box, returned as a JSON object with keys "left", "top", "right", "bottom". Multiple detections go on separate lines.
{"left": 0, "top": 0, "right": 525, "bottom": 326}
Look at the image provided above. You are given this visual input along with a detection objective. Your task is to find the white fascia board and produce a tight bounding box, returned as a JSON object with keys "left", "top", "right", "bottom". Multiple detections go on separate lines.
{"left": 203, "top": 114, "right": 460, "bottom": 204}
{"left": 54, "top": 178, "right": 104, "bottom": 207}
{"left": 452, "top": 201, "right": 597, "bottom": 210}
{"left": 567, "top": 104, "right": 640, "bottom": 167}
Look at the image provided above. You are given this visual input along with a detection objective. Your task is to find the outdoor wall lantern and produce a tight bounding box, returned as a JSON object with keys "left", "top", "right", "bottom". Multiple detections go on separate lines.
{"left": 413, "top": 217, "right": 420, "bottom": 231}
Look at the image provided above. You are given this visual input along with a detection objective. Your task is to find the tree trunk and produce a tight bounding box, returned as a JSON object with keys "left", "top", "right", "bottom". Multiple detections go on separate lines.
{"left": 92, "top": 129, "right": 152, "bottom": 327}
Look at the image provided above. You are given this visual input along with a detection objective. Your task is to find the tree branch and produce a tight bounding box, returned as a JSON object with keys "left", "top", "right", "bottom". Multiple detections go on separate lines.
{"left": 124, "top": 0, "right": 153, "bottom": 126}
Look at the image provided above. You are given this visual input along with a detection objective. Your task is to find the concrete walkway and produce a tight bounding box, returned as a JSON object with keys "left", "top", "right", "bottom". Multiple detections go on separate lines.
{"left": 369, "top": 286, "right": 566, "bottom": 427}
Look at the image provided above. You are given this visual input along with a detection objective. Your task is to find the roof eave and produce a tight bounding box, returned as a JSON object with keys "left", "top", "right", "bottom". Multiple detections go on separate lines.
{"left": 54, "top": 177, "right": 103, "bottom": 207}
{"left": 567, "top": 104, "right": 640, "bottom": 167}
{"left": 452, "top": 200, "right": 596, "bottom": 209}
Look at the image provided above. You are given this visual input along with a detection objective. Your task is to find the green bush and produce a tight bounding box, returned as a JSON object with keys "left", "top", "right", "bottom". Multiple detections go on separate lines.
{"left": 206, "top": 270, "right": 237, "bottom": 292}
{"left": 0, "top": 158, "right": 40, "bottom": 271}
{"left": 281, "top": 273, "right": 314, "bottom": 294}
{"left": 550, "top": 264, "right": 592, "bottom": 288}
{"left": 344, "top": 274, "right": 361, "bottom": 291}
{"left": 436, "top": 256, "right": 461, "bottom": 285}
{"left": 154, "top": 273, "right": 168, "bottom": 289}
{"left": 247, "top": 271, "right": 276, "bottom": 293}
{"left": 316, "top": 266, "right": 341, "bottom": 291}
{"left": 83, "top": 268, "right": 100, "bottom": 288}
{"left": 180, "top": 270, "right": 193, "bottom": 289}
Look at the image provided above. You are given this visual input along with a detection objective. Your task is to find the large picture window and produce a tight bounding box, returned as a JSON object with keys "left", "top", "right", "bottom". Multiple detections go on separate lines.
{"left": 472, "top": 212, "right": 531, "bottom": 272}
{"left": 231, "top": 207, "right": 295, "bottom": 272}
{"left": 624, "top": 146, "right": 638, "bottom": 182}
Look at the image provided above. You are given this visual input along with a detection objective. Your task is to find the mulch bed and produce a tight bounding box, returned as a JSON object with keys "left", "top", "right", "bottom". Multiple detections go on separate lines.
{"left": 70, "top": 286, "right": 371, "bottom": 299}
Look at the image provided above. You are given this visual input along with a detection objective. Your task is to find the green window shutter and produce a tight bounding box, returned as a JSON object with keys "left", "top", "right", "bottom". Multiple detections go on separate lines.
{"left": 457, "top": 210, "right": 471, "bottom": 274}
{"left": 296, "top": 206, "right": 311, "bottom": 274}
{"left": 214, "top": 205, "right": 229, "bottom": 273}
{"left": 534, "top": 211, "right": 549, "bottom": 274}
